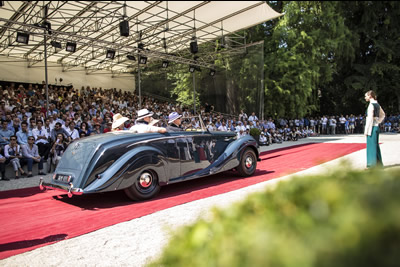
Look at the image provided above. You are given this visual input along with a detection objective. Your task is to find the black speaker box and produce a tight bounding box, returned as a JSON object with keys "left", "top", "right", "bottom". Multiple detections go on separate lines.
{"left": 119, "top": 20, "right": 129, "bottom": 37}
{"left": 190, "top": 40, "right": 198, "bottom": 54}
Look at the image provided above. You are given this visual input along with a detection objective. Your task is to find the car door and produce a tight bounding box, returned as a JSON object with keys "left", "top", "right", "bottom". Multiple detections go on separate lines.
{"left": 178, "top": 133, "right": 213, "bottom": 177}
{"left": 151, "top": 138, "right": 180, "bottom": 180}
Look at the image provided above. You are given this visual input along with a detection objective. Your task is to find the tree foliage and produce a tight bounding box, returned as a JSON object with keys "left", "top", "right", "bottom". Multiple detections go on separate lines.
{"left": 144, "top": 1, "right": 400, "bottom": 118}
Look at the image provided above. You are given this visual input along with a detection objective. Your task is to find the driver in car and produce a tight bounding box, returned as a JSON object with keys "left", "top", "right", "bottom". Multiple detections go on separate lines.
{"left": 129, "top": 109, "right": 166, "bottom": 134}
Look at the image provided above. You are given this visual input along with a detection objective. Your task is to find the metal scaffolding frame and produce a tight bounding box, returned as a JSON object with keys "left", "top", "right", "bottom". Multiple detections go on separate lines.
{"left": 0, "top": 1, "right": 283, "bottom": 74}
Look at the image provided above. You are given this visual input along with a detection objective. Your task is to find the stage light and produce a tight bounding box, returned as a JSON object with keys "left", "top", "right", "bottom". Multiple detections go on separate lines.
{"left": 138, "top": 43, "right": 144, "bottom": 50}
{"left": 50, "top": 41, "right": 62, "bottom": 49}
{"left": 106, "top": 49, "right": 115, "bottom": 59}
{"left": 190, "top": 37, "right": 198, "bottom": 54}
{"left": 66, "top": 42, "right": 76, "bottom": 52}
{"left": 139, "top": 55, "right": 147, "bottom": 64}
{"left": 126, "top": 54, "right": 136, "bottom": 61}
{"left": 162, "top": 60, "right": 169, "bottom": 68}
{"left": 189, "top": 65, "right": 195, "bottom": 73}
{"left": 16, "top": 32, "right": 29, "bottom": 44}
{"left": 209, "top": 69, "right": 216, "bottom": 76}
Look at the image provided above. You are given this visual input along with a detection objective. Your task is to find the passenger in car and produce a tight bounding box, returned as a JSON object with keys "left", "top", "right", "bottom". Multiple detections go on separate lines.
{"left": 166, "top": 112, "right": 183, "bottom": 132}
{"left": 129, "top": 109, "right": 166, "bottom": 134}
{"left": 111, "top": 113, "right": 129, "bottom": 131}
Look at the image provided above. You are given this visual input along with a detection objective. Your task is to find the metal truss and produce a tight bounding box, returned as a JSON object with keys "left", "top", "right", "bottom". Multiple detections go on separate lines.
{"left": 0, "top": 1, "right": 270, "bottom": 74}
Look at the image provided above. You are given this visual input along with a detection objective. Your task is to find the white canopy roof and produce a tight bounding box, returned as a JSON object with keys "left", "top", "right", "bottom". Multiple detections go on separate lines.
{"left": 0, "top": 1, "right": 282, "bottom": 74}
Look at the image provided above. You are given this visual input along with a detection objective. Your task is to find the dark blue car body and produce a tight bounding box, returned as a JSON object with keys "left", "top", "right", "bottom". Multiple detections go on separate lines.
{"left": 40, "top": 130, "right": 259, "bottom": 201}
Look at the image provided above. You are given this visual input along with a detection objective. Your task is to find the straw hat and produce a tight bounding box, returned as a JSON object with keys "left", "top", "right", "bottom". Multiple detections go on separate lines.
{"left": 136, "top": 109, "right": 154, "bottom": 121}
{"left": 112, "top": 113, "right": 129, "bottom": 129}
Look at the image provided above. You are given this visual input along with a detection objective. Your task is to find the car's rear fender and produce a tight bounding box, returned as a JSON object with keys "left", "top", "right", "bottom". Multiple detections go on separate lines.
{"left": 83, "top": 146, "right": 167, "bottom": 193}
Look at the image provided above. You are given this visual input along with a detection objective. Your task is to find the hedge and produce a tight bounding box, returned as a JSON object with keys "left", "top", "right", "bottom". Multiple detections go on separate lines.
{"left": 149, "top": 165, "right": 400, "bottom": 267}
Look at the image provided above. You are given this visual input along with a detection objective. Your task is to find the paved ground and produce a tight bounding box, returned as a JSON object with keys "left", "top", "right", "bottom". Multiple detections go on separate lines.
{"left": 1, "top": 133, "right": 399, "bottom": 266}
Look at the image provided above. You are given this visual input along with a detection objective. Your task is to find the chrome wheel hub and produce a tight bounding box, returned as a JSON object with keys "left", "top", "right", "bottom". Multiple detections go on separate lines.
{"left": 245, "top": 156, "right": 253, "bottom": 168}
{"left": 139, "top": 172, "right": 152, "bottom": 188}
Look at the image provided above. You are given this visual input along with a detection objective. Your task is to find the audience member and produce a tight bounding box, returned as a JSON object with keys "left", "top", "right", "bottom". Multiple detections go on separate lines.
{"left": 50, "top": 133, "right": 68, "bottom": 169}
{"left": 4, "top": 135, "right": 26, "bottom": 178}
{"left": 32, "top": 119, "right": 51, "bottom": 160}
{"left": 21, "top": 136, "right": 46, "bottom": 177}
{"left": 0, "top": 119, "right": 13, "bottom": 148}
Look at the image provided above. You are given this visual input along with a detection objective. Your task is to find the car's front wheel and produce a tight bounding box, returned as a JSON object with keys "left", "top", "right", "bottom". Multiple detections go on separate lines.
{"left": 124, "top": 170, "right": 161, "bottom": 201}
{"left": 237, "top": 148, "right": 257, "bottom": 177}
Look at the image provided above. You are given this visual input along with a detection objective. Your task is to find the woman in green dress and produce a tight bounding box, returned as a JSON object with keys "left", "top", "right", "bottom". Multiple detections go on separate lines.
{"left": 364, "top": 90, "right": 385, "bottom": 168}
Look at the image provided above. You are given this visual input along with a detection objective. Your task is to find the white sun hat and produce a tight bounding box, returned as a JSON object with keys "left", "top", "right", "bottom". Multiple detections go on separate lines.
{"left": 136, "top": 108, "right": 154, "bottom": 121}
{"left": 112, "top": 113, "right": 129, "bottom": 129}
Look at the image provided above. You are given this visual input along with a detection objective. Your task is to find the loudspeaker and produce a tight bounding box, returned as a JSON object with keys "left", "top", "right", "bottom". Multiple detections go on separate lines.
{"left": 190, "top": 39, "right": 198, "bottom": 54}
{"left": 119, "top": 20, "right": 129, "bottom": 37}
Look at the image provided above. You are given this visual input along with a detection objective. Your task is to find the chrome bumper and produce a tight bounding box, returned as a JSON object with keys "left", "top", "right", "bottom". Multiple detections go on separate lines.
{"left": 39, "top": 178, "right": 83, "bottom": 198}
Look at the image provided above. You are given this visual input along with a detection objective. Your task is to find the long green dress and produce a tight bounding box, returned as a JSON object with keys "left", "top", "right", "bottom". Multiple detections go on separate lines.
{"left": 366, "top": 103, "right": 382, "bottom": 167}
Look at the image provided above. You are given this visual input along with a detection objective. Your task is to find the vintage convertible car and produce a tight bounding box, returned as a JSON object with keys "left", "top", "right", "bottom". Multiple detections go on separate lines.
{"left": 39, "top": 130, "right": 259, "bottom": 201}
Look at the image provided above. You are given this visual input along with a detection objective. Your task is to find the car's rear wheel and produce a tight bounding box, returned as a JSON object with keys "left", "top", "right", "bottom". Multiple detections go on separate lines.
{"left": 237, "top": 148, "right": 257, "bottom": 177}
{"left": 124, "top": 170, "right": 161, "bottom": 201}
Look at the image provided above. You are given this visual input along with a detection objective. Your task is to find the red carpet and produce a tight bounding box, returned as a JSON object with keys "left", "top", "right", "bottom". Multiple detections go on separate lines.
{"left": 0, "top": 143, "right": 365, "bottom": 259}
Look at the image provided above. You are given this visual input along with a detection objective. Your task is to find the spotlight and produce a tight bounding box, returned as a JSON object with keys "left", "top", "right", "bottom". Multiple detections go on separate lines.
{"left": 190, "top": 37, "right": 198, "bottom": 54}
{"left": 189, "top": 65, "right": 195, "bottom": 73}
{"left": 138, "top": 43, "right": 144, "bottom": 50}
{"left": 126, "top": 54, "right": 136, "bottom": 61}
{"left": 139, "top": 56, "right": 147, "bottom": 64}
{"left": 66, "top": 42, "right": 76, "bottom": 52}
{"left": 162, "top": 60, "right": 169, "bottom": 68}
{"left": 16, "top": 32, "right": 29, "bottom": 44}
{"left": 209, "top": 69, "right": 216, "bottom": 76}
{"left": 106, "top": 49, "right": 115, "bottom": 59}
{"left": 50, "top": 41, "right": 62, "bottom": 49}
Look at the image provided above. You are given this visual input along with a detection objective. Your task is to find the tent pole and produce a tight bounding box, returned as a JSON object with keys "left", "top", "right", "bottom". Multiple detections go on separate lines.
{"left": 44, "top": 32, "right": 49, "bottom": 116}
{"left": 193, "top": 72, "right": 196, "bottom": 115}
{"left": 138, "top": 58, "right": 141, "bottom": 109}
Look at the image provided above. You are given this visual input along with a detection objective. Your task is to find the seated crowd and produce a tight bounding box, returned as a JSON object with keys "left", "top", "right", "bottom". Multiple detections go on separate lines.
{"left": 1, "top": 81, "right": 399, "bottom": 181}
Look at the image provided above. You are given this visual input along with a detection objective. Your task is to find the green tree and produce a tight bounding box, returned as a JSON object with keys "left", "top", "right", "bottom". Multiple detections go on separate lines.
{"left": 326, "top": 1, "right": 400, "bottom": 115}
{"left": 264, "top": 1, "right": 353, "bottom": 118}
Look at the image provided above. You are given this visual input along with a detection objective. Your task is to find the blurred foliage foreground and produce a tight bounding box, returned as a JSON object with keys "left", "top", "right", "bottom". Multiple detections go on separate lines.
{"left": 149, "top": 165, "right": 400, "bottom": 267}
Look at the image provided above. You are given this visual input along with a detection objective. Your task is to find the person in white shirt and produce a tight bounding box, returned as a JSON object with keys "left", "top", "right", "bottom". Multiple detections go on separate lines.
{"left": 239, "top": 110, "right": 248, "bottom": 121}
{"left": 129, "top": 109, "right": 166, "bottom": 134}
{"left": 259, "top": 132, "right": 268, "bottom": 146}
{"left": 65, "top": 121, "right": 80, "bottom": 140}
{"left": 235, "top": 122, "right": 246, "bottom": 133}
{"left": 218, "top": 122, "right": 228, "bottom": 131}
{"left": 248, "top": 112, "right": 258, "bottom": 123}
{"left": 236, "top": 129, "right": 246, "bottom": 139}
{"left": 32, "top": 119, "right": 51, "bottom": 160}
